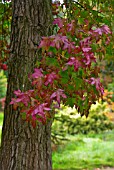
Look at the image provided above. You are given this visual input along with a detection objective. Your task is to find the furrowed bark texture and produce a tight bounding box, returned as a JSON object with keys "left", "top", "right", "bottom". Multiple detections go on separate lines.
{"left": 0, "top": 0, "right": 53, "bottom": 170}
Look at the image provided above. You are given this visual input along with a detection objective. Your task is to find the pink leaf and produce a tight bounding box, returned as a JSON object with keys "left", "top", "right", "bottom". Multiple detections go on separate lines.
{"left": 14, "top": 90, "right": 21, "bottom": 96}
{"left": 10, "top": 90, "right": 34, "bottom": 106}
{"left": 82, "top": 47, "right": 91, "bottom": 52}
{"left": 50, "top": 89, "right": 67, "bottom": 106}
{"left": 66, "top": 57, "right": 82, "bottom": 71}
{"left": 32, "top": 68, "right": 43, "bottom": 79}
{"left": 101, "top": 25, "right": 111, "bottom": 34}
{"left": 86, "top": 77, "right": 104, "bottom": 95}
{"left": 44, "top": 72, "right": 58, "bottom": 86}
{"left": 82, "top": 52, "right": 96, "bottom": 65}
{"left": 31, "top": 103, "right": 51, "bottom": 119}
{"left": 53, "top": 18, "right": 63, "bottom": 28}
{"left": 38, "top": 37, "right": 51, "bottom": 50}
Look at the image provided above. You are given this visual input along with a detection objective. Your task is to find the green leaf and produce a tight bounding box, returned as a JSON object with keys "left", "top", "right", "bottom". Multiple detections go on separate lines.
{"left": 67, "top": 85, "right": 75, "bottom": 91}
{"left": 65, "top": 52, "right": 70, "bottom": 59}
{"left": 59, "top": 70, "right": 69, "bottom": 78}
{"left": 75, "top": 78, "right": 83, "bottom": 90}
{"left": 78, "top": 68, "right": 84, "bottom": 77}
{"left": 66, "top": 98, "right": 76, "bottom": 108}
{"left": 21, "top": 112, "right": 26, "bottom": 120}
{"left": 80, "top": 11, "right": 88, "bottom": 18}
{"left": 61, "top": 78, "right": 69, "bottom": 84}
{"left": 46, "top": 58, "right": 59, "bottom": 67}
{"left": 78, "top": 17, "right": 84, "bottom": 24}
{"left": 48, "top": 46, "right": 57, "bottom": 54}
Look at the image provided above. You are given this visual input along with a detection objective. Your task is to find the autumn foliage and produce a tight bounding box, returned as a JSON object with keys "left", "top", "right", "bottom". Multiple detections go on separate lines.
{"left": 0, "top": 1, "right": 112, "bottom": 127}
{"left": 9, "top": 1, "right": 112, "bottom": 127}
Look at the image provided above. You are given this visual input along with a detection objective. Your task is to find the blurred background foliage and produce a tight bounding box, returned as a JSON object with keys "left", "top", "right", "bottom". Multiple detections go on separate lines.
{"left": 0, "top": 70, "right": 7, "bottom": 98}
{"left": 0, "top": 70, "right": 7, "bottom": 110}
{"left": 52, "top": 102, "right": 114, "bottom": 144}
{"left": 0, "top": 1, "right": 11, "bottom": 60}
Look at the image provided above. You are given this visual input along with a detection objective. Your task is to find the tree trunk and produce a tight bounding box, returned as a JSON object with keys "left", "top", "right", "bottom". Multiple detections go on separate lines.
{"left": 0, "top": 0, "right": 53, "bottom": 170}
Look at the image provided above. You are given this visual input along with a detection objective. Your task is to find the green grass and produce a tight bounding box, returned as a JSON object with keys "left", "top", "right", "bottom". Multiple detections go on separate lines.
{"left": 52, "top": 131, "right": 114, "bottom": 170}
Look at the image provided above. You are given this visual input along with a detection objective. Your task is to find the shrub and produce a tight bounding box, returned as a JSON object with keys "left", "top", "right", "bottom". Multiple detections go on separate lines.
{"left": 52, "top": 102, "right": 114, "bottom": 137}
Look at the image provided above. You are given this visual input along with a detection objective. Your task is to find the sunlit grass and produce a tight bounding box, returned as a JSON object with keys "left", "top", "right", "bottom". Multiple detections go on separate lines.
{"left": 52, "top": 131, "right": 114, "bottom": 170}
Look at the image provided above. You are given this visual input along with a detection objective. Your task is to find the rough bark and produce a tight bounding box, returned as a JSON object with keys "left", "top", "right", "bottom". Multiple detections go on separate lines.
{"left": 0, "top": 0, "right": 53, "bottom": 170}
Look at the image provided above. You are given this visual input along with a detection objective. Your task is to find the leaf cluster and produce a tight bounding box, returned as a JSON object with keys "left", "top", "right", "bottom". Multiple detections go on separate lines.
{"left": 9, "top": 1, "right": 112, "bottom": 127}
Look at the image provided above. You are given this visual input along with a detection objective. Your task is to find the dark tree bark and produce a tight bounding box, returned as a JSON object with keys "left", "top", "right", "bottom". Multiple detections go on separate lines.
{"left": 0, "top": 0, "right": 53, "bottom": 170}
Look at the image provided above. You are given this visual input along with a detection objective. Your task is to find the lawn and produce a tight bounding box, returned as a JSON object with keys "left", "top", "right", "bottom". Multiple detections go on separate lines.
{"left": 52, "top": 131, "right": 114, "bottom": 170}
{"left": 0, "top": 112, "right": 114, "bottom": 170}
